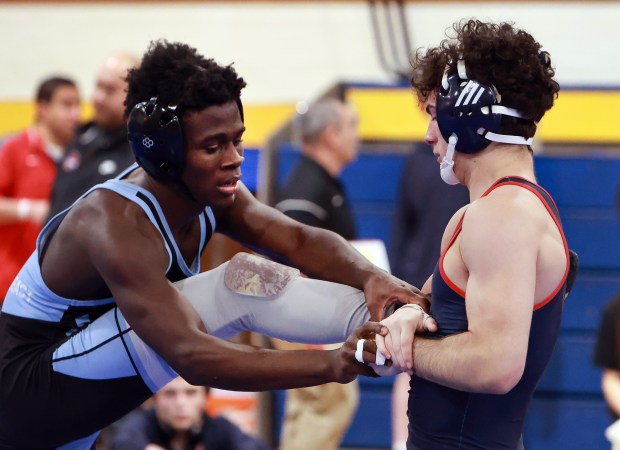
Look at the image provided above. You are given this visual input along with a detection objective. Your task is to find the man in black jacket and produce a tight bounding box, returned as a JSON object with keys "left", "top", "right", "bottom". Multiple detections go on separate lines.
{"left": 46, "top": 52, "right": 138, "bottom": 219}
{"left": 109, "top": 377, "right": 271, "bottom": 450}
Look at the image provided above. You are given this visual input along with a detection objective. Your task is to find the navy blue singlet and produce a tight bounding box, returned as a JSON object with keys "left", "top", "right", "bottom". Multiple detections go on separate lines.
{"left": 407, "top": 176, "right": 569, "bottom": 450}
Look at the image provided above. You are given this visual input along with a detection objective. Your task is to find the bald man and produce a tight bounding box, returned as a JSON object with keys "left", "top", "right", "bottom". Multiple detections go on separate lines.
{"left": 47, "top": 53, "right": 139, "bottom": 219}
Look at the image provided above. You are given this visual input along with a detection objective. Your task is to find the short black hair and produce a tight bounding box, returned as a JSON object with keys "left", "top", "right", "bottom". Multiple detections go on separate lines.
{"left": 35, "top": 76, "right": 77, "bottom": 103}
{"left": 124, "top": 40, "right": 246, "bottom": 119}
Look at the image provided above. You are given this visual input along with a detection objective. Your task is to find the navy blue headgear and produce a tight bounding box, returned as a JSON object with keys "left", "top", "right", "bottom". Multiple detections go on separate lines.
{"left": 128, "top": 97, "right": 245, "bottom": 181}
{"left": 436, "top": 60, "right": 534, "bottom": 154}
{"left": 128, "top": 98, "right": 184, "bottom": 181}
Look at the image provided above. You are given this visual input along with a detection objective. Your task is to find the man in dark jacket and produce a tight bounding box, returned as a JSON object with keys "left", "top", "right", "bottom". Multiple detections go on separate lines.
{"left": 46, "top": 52, "right": 138, "bottom": 219}
{"left": 109, "top": 377, "right": 271, "bottom": 450}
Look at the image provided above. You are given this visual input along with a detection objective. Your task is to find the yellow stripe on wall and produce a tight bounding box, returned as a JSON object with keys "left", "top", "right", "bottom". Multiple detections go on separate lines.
{"left": 539, "top": 91, "right": 620, "bottom": 144}
{"left": 1, "top": 89, "right": 618, "bottom": 146}
{"left": 243, "top": 103, "right": 296, "bottom": 147}
{"left": 0, "top": 102, "right": 294, "bottom": 148}
{"left": 345, "top": 87, "right": 620, "bottom": 145}
{"left": 0, "top": 102, "right": 94, "bottom": 139}
{"left": 345, "top": 89, "right": 427, "bottom": 141}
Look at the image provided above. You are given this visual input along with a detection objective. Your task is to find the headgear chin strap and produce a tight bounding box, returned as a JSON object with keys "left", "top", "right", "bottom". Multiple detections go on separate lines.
{"left": 436, "top": 59, "right": 534, "bottom": 155}
{"left": 440, "top": 134, "right": 461, "bottom": 185}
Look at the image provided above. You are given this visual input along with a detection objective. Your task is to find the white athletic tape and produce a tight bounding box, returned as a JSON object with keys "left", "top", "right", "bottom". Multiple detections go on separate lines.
{"left": 355, "top": 339, "right": 366, "bottom": 363}
{"left": 375, "top": 350, "right": 386, "bottom": 366}
{"left": 356, "top": 338, "right": 387, "bottom": 366}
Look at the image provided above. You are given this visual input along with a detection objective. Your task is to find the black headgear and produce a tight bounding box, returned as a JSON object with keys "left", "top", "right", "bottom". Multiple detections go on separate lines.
{"left": 127, "top": 97, "right": 246, "bottom": 181}
{"left": 128, "top": 98, "right": 184, "bottom": 181}
{"left": 436, "top": 60, "right": 534, "bottom": 154}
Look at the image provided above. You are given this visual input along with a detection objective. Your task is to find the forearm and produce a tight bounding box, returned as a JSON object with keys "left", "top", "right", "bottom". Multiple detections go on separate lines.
{"left": 0, "top": 198, "right": 26, "bottom": 224}
{"left": 284, "top": 226, "right": 377, "bottom": 289}
{"left": 602, "top": 369, "right": 620, "bottom": 417}
{"left": 413, "top": 332, "right": 524, "bottom": 394}
{"left": 177, "top": 338, "right": 341, "bottom": 391}
{"left": 0, "top": 197, "right": 48, "bottom": 224}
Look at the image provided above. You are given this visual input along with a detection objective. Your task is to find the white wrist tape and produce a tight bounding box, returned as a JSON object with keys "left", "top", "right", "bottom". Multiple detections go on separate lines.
{"left": 355, "top": 338, "right": 387, "bottom": 366}
{"left": 16, "top": 199, "right": 31, "bottom": 220}
{"left": 355, "top": 339, "right": 366, "bottom": 363}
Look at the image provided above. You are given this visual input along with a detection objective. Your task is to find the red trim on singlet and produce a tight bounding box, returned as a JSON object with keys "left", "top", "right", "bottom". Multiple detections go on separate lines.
{"left": 438, "top": 176, "right": 570, "bottom": 310}
{"left": 438, "top": 214, "right": 467, "bottom": 299}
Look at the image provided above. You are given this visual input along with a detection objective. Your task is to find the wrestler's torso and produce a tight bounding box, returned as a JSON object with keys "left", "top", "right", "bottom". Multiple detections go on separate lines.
{"left": 407, "top": 176, "right": 569, "bottom": 449}
{"left": 2, "top": 164, "right": 216, "bottom": 338}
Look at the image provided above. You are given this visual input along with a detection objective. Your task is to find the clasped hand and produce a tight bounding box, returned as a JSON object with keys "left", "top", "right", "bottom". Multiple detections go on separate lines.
{"left": 375, "top": 304, "right": 438, "bottom": 375}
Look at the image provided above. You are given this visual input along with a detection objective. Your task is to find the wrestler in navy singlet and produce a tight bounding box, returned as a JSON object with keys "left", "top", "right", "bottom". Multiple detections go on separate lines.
{"left": 407, "top": 177, "right": 569, "bottom": 450}
{"left": 0, "top": 164, "right": 216, "bottom": 449}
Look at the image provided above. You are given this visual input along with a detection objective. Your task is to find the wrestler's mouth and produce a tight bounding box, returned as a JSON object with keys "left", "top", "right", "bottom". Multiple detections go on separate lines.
{"left": 217, "top": 176, "right": 240, "bottom": 195}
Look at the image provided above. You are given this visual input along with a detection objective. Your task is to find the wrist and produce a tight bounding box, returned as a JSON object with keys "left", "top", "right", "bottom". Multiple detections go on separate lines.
{"left": 398, "top": 303, "right": 433, "bottom": 340}
{"left": 16, "top": 199, "right": 32, "bottom": 220}
{"left": 399, "top": 303, "right": 425, "bottom": 314}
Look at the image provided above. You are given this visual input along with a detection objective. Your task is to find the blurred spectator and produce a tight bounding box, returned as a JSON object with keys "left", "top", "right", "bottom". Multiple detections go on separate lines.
{"left": 46, "top": 52, "right": 138, "bottom": 219}
{"left": 108, "top": 377, "right": 271, "bottom": 450}
{"left": 389, "top": 145, "right": 469, "bottom": 287}
{"left": 275, "top": 99, "right": 358, "bottom": 239}
{"left": 388, "top": 146, "right": 469, "bottom": 450}
{"left": 273, "top": 98, "right": 359, "bottom": 450}
{"left": 594, "top": 186, "right": 620, "bottom": 437}
{"left": 0, "top": 76, "right": 80, "bottom": 300}
{"left": 595, "top": 291, "right": 620, "bottom": 423}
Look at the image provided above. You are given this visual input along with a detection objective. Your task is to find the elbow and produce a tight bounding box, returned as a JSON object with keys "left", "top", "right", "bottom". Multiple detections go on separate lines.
{"left": 478, "top": 362, "right": 524, "bottom": 395}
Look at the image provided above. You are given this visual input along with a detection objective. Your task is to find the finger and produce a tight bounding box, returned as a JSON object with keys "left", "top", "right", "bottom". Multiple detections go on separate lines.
{"left": 362, "top": 339, "right": 386, "bottom": 366}
{"left": 424, "top": 315, "right": 438, "bottom": 333}
{"left": 386, "top": 325, "right": 406, "bottom": 370}
{"left": 356, "top": 321, "right": 387, "bottom": 339}
{"left": 375, "top": 333, "right": 391, "bottom": 360}
{"left": 410, "top": 288, "right": 431, "bottom": 302}
{"left": 398, "top": 325, "right": 415, "bottom": 371}
{"left": 369, "top": 361, "right": 402, "bottom": 377}
{"left": 368, "top": 303, "right": 383, "bottom": 322}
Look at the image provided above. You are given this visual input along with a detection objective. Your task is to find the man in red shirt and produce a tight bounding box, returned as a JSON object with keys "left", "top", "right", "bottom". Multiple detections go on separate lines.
{"left": 0, "top": 76, "right": 81, "bottom": 300}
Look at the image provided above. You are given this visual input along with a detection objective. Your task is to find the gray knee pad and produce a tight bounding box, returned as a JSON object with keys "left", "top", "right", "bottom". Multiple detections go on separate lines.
{"left": 174, "top": 253, "right": 370, "bottom": 344}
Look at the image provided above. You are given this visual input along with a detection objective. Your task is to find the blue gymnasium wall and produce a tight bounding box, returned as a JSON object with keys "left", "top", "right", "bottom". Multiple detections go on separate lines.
{"left": 265, "top": 143, "right": 620, "bottom": 449}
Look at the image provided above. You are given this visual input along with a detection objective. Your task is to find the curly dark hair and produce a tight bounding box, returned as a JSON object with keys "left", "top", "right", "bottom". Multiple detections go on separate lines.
{"left": 411, "top": 19, "right": 560, "bottom": 139}
{"left": 124, "top": 40, "right": 246, "bottom": 118}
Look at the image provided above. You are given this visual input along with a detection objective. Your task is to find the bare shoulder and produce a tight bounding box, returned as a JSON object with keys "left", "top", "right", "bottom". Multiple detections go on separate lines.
{"left": 41, "top": 188, "right": 169, "bottom": 297}
{"left": 67, "top": 189, "right": 169, "bottom": 273}
{"left": 70, "top": 189, "right": 160, "bottom": 243}
{"left": 460, "top": 185, "right": 550, "bottom": 268}
{"left": 465, "top": 185, "right": 549, "bottom": 235}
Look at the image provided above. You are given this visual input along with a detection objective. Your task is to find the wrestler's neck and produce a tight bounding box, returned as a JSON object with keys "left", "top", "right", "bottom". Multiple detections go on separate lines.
{"left": 459, "top": 143, "right": 536, "bottom": 201}
{"left": 130, "top": 168, "right": 203, "bottom": 231}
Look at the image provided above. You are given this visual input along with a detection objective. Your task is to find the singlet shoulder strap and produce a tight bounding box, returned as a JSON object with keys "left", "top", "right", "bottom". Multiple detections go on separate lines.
{"left": 485, "top": 176, "right": 569, "bottom": 309}
{"left": 486, "top": 176, "right": 562, "bottom": 224}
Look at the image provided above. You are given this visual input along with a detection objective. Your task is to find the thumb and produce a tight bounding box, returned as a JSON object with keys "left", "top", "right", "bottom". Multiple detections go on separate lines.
{"left": 424, "top": 316, "right": 438, "bottom": 333}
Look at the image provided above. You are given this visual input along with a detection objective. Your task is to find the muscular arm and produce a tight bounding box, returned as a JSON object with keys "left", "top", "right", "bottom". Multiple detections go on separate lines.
{"left": 218, "top": 183, "right": 427, "bottom": 319}
{"left": 411, "top": 197, "right": 539, "bottom": 393}
{"left": 78, "top": 195, "right": 381, "bottom": 391}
